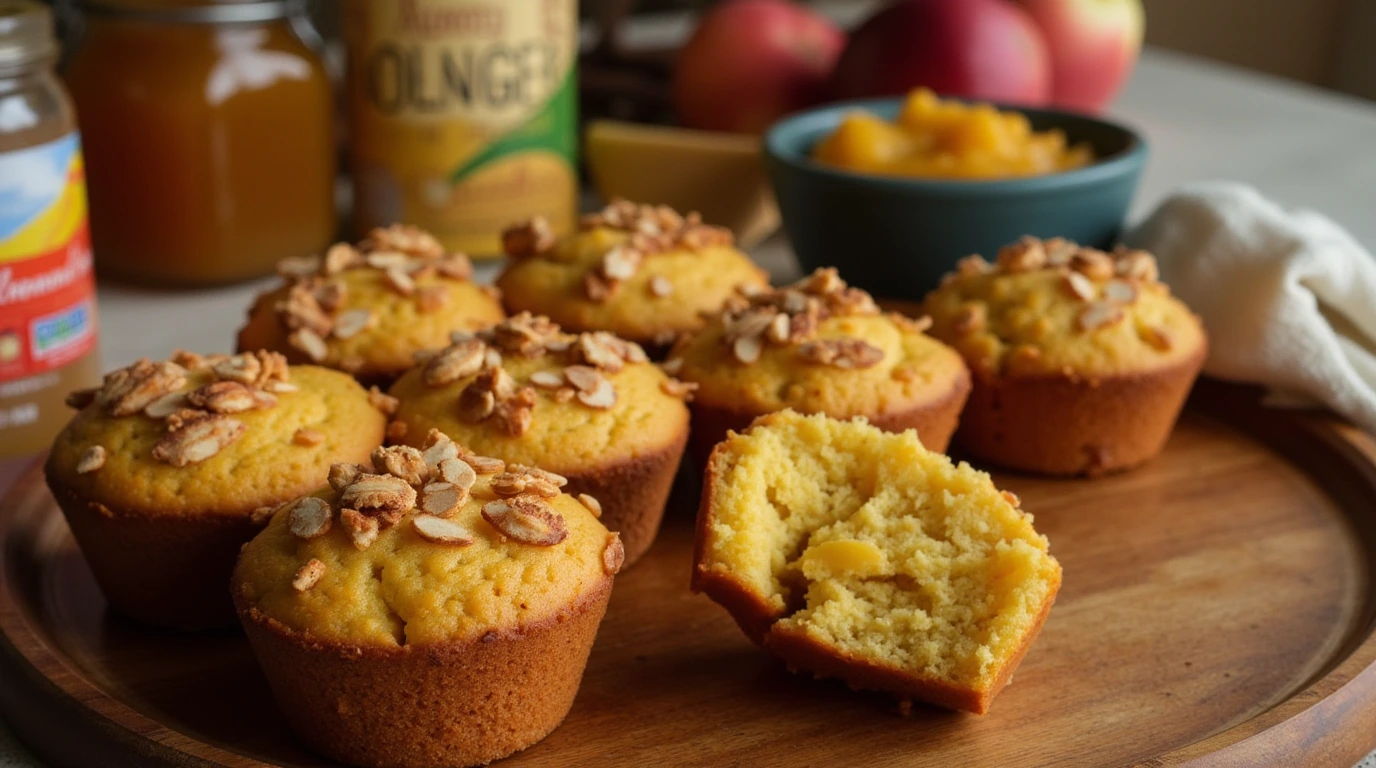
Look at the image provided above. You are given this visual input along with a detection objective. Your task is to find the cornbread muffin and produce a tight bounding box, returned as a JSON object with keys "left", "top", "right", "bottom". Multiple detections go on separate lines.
{"left": 388, "top": 314, "right": 690, "bottom": 566}
{"left": 237, "top": 224, "right": 506, "bottom": 384}
{"left": 668, "top": 268, "right": 970, "bottom": 465}
{"left": 495, "top": 199, "right": 769, "bottom": 349}
{"left": 233, "top": 433, "right": 621, "bottom": 768}
{"left": 924, "top": 237, "right": 1207, "bottom": 475}
{"left": 693, "top": 411, "right": 1061, "bottom": 714}
{"left": 45, "top": 351, "right": 387, "bottom": 629}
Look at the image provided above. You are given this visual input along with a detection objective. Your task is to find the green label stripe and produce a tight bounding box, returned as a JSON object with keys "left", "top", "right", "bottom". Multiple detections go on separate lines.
{"left": 448, "top": 65, "right": 578, "bottom": 184}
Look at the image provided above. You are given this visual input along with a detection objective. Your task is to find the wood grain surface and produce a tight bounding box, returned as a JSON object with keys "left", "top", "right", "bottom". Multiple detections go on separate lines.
{"left": 1, "top": 382, "right": 1375, "bottom": 767}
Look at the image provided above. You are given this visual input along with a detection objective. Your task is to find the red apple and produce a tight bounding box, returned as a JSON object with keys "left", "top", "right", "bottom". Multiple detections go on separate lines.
{"left": 673, "top": 0, "right": 846, "bottom": 134}
{"left": 1019, "top": 0, "right": 1144, "bottom": 113}
{"left": 830, "top": 0, "right": 1051, "bottom": 107}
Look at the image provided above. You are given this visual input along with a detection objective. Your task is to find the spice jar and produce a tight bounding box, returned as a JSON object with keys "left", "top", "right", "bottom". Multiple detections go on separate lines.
{"left": 0, "top": 0, "right": 101, "bottom": 459}
{"left": 64, "top": 0, "right": 336, "bottom": 286}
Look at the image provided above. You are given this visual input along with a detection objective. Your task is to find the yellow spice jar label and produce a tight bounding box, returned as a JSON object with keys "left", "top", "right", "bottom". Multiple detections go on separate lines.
{"left": 344, "top": 0, "right": 578, "bottom": 257}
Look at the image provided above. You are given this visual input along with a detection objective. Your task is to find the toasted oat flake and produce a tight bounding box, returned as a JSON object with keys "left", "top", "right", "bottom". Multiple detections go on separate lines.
{"left": 577, "top": 493, "right": 602, "bottom": 519}
{"left": 287, "top": 497, "right": 332, "bottom": 539}
{"left": 152, "top": 415, "right": 246, "bottom": 467}
{"left": 648, "top": 275, "right": 674, "bottom": 297}
{"left": 420, "top": 482, "right": 466, "bottom": 517}
{"left": 481, "top": 497, "right": 568, "bottom": 546}
{"left": 292, "top": 559, "right": 326, "bottom": 591}
{"left": 293, "top": 427, "right": 325, "bottom": 447}
{"left": 340, "top": 508, "right": 379, "bottom": 550}
{"left": 76, "top": 445, "right": 106, "bottom": 474}
{"left": 1063, "top": 270, "right": 1097, "bottom": 302}
{"left": 333, "top": 309, "right": 375, "bottom": 339}
{"left": 602, "top": 532, "right": 625, "bottom": 575}
{"left": 289, "top": 328, "right": 329, "bottom": 363}
{"left": 412, "top": 515, "right": 475, "bottom": 546}
{"left": 1079, "top": 301, "right": 1125, "bottom": 331}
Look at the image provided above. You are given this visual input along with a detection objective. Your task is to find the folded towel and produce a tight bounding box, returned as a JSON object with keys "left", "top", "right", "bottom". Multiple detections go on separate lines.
{"left": 1127, "top": 182, "right": 1376, "bottom": 434}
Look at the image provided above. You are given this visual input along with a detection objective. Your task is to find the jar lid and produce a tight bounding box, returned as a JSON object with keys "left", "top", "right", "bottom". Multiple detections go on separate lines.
{"left": 0, "top": 0, "right": 57, "bottom": 71}
{"left": 79, "top": 0, "right": 297, "bottom": 23}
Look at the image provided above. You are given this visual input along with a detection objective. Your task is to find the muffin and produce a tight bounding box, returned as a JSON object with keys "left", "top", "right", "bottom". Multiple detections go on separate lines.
{"left": 45, "top": 351, "right": 388, "bottom": 629}
{"left": 237, "top": 224, "right": 506, "bottom": 385}
{"left": 693, "top": 410, "right": 1061, "bottom": 714}
{"left": 233, "top": 432, "right": 621, "bottom": 768}
{"left": 667, "top": 268, "right": 970, "bottom": 465}
{"left": 388, "top": 314, "right": 690, "bottom": 567}
{"left": 924, "top": 237, "right": 1207, "bottom": 475}
{"left": 495, "top": 198, "right": 769, "bottom": 349}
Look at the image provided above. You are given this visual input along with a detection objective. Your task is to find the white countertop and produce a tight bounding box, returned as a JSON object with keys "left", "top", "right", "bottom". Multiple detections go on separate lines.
{"left": 3, "top": 47, "right": 1376, "bottom": 767}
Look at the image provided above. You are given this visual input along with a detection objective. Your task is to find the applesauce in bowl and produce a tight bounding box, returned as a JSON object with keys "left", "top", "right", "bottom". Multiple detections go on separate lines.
{"left": 813, "top": 88, "right": 1093, "bottom": 179}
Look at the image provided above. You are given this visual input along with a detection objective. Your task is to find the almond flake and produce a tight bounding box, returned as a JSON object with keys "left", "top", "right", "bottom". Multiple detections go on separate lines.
{"left": 152, "top": 415, "right": 246, "bottom": 467}
{"left": 732, "top": 334, "right": 763, "bottom": 364}
{"left": 1140, "top": 324, "right": 1174, "bottom": 351}
{"left": 384, "top": 266, "right": 416, "bottom": 295}
{"left": 660, "top": 378, "right": 698, "bottom": 400}
{"left": 424, "top": 338, "right": 486, "bottom": 387}
{"left": 412, "top": 515, "right": 475, "bottom": 546}
{"left": 287, "top": 497, "right": 332, "bottom": 539}
{"left": 211, "top": 354, "right": 261, "bottom": 385}
{"left": 340, "top": 473, "right": 417, "bottom": 514}
{"left": 328, "top": 462, "right": 363, "bottom": 491}
{"left": 333, "top": 309, "right": 375, "bottom": 339}
{"left": 1063, "top": 270, "right": 1097, "bottom": 302}
{"left": 98, "top": 360, "right": 188, "bottom": 416}
{"left": 601, "top": 245, "right": 642, "bottom": 281}
{"left": 576, "top": 333, "right": 626, "bottom": 371}
{"left": 996, "top": 237, "right": 1047, "bottom": 272}
{"left": 265, "top": 381, "right": 299, "bottom": 394}
{"left": 562, "top": 365, "right": 602, "bottom": 393}
{"left": 576, "top": 377, "right": 617, "bottom": 409}
{"left": 289, "top": 328, "right": 329, "bottom": 363}
{"left": 458, "top": 386, "right": 496, "bottom": 422}
{"left": 508, "top": 465, "right": 568, "bottom": 487}
{"left": 1079, "top": 301, "right": 1125, "bottom": 332}
{"left": 584, "top": 271, "right": 615, "bottom": 302}
{"left": 143, "top": 391, "right": 188, "bottom": 419}
{"left": 1104, "top": 278, "right": 1139, "bottom": 304}
{"left": 250, "top": 505, "right": 277, "bottom": 525}
{"left": 1070, "top": 249, "right": 1116, "bottom": 281}
{"left": 481, "top": 497, "right": 568, "bottom": 546}
{"left": 187, "top": 381, "right": 276, "bottom": 414}
{"left": 415, "top": 285, "right": 448, "bottom": 313}
{"left": 529, "top": 370, "right": 565, "bottom": 389}
{"left": 367, "top": 386, "right": 399, "bottom": 416}
{"left": 372, "top": 445, "right": 429, "bottom": 486}
{"left": 76, "top": 445, "right": 106, "bottom": 474}
{"left": 462, "top": 454, "right": 505, "bottom": 474}
{"left": 766, "top": 313, "right": 791, "bottom": 344}
{"left": 422, "top": 429, "right": 460, "bottom": 468}
{"left": 435, "top": 253, "right": 473, "bottom": 280}
{"left": 798, "top": 339, "right": 885, "bottom": 369}
{"left": 437, "top": 457, "right": 477, "bottom": 489}
{"left": 365, "top": 250, "right": 409, "bottom": 270}
{"left": 602, "top": 532, "right": 625, "bottom": 575}
{"left": 648, "top": 275, "right": 674, "bottom": 297}
{"left": 314, "top": 280, "right": 347, "bottom": 312}
{"left": 661, "top": 358, "right": 684, "bottom": 376}
{"left": 501, "top": 217, "right": 555, "bottom": 258}
{"left": 368, "top": 224, "right": 445, "bottom": 258}
{"left": 292, "top": 559, "right": 326, "bottom": 591}
{"left": 293, "top": 427, "right": 325, "bottom": 446}
{"left": 553, "top": 387, "right": 575, "bottom": 403}
{"left": 323, "top": 242, "right": 360, "bottom": 274}
{"left": 338, "top": 508, "right": 378, "bottom": 550}
{"left": 65, "top": 387, "right": 99, "bottom": 409}
{"left": 577, "top": 493, "right": 602, "bottom": 519}
{"left": 420, "top": 481, "right": 465, "bottom": 517}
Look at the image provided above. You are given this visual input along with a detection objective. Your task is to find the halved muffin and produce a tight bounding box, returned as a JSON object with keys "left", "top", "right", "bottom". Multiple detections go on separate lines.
{"left": 234, "top": 432, "right": 621, "bottom": 768}
{"left": 668, "top": 268, "right": 970, "bottom": 465}
{"left": 237, "top": 224, "right": 505, "bottom": 385}
{"left": 924, "top": 237, "right": 1207, "bottom": 475}
{"left": 495, "top": 199, "right": 769, "bottom": 350}
{"left": 693, "top": 410, "right": 1061, "bottom": 714}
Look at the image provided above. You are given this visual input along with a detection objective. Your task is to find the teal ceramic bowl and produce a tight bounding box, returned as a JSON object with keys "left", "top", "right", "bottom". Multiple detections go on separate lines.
{"left": 764, "top": 98, "right": 1148, "bottom": 301}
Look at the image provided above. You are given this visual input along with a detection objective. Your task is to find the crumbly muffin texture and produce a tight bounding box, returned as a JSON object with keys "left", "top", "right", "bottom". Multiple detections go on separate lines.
{"left": 235, "top": 431, "right": 621, "bottom": 647}
{"left": 668, "top": 268, "right": 968, "bottom": 418}
{"left": 697, "top": 411, "right": 1060, "bottom": 710}
{"left": 496, "top": 199, "right": 769, "bottom": 345}
{"left": 47, "top": 351, "right": 389, "bottom": 516}
{"left": 924, "top": 237, "right": 1205, "bottom": 378}
{"left": 389, "top": 313, "right": 692, "bottom": 471}
{"left": 237, "top": 224, "right": 505, "bottom": 378}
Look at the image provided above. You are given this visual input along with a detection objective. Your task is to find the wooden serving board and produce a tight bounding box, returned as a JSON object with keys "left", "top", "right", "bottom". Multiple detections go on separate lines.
{"left": 3, "top": 381, "right": 1376, "bottom": 767}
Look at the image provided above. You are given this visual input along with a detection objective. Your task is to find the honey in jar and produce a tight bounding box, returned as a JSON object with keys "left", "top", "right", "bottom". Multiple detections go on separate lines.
{"left": 344, "top": 0, "right": 579, "bottom": 258}
{"left": 0, "top": 0, "right": 101, "bottom": 459}
{"left": 64, "top": 0, "right": 337, "bottom": 285}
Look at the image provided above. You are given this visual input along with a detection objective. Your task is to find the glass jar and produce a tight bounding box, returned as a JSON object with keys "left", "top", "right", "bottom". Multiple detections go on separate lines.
{"left": 0, "top": 0, "right": 101, "bottom": 459}
{"left": 64, "top": 0, "right": 336, "bottom": 286}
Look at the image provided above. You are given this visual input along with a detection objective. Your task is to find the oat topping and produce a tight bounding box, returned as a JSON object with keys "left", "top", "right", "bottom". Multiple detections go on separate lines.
{"left": 152, "top": 413, "right": 247, "bottom": 467}
{"left": 76, "top": 445, "right": 106, "bottom": 474}
{"left": 143, "top": 391, "right": 188, "bottom": 419}
{"left": 289, "top": 328, "right": 329, "bottom": 363}
{"left": 420, "top": 481, "right": 466, "bottom": 517}
{"left": 98, "top": 359, "right": 188, "bottom": 416}
{"left": 481, "top": 496, "right": 568, "bottom": 546}
{"left": 797, "top": 339, "right": 885, "bottom": 370}
{"left": 329, "top": 462, "right": 365, "bottom": 491}
{"left": 412, "top": 514, "right": 475, "bottom": 546}
{"left": 339, "top": 473, "right": 417, "bottom": 517}
{"left": 287, "top": 497, "right": 333, "bottom": 539}
{"left": 371, "top": 445, "right": 429, "bottom": 486}
{"left": 332, "top": 309, "right": 375, "bottom": 340}
{"left": 1078, "top": 301, "right": 1126, "bottom": 332}
{"left": 500, "top": 216, "right": 557, "bottom": 259}
{"left": 602, "top": 532, "right": 625, "bottom": 575}
{"left": 186, "top": 381, "right": 276, "bottom": 414}
{"left": 577, "top": 493, "right": 602, "bottom": 519}
{"left": 292, "top": 559, "right": 326, "bottom": 591}
{"left": 340, "top": 508, "right": 379, "bottom": 551}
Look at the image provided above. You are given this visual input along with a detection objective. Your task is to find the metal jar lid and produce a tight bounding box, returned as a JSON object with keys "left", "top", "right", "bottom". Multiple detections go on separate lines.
{"left": 78, "top": 0, "right": 298, "bottom": 24}
{"left": 0, "top": 0, "right": 57, "bottom": 71}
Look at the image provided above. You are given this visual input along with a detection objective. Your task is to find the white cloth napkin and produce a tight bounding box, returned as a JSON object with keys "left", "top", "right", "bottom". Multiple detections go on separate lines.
{"left": 1127, "top": 182, "right": 1376, "bottom": 434}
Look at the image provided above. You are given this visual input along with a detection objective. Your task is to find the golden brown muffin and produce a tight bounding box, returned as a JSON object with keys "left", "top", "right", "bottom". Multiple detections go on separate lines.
{"left": 495, "top": 199, "right": 769, "bottom": 349}
{"left": 693, "top": 410, "right": 1061, "bottom": 714}
{"left": 237, "top": 224, "right": 506, "bottom": 385}
{"left": 924, "top": 237, "right": 1207, "bottom": 476}
{"left": 668, "top": 268, "right": 970, "bottom": 466}
{"left": 233, "top": 433, "right": 621, "bottom": 768}
{"left": 388, "top": 314, "right": 690, "bottom": 567}
{"left": 45, "top": 351, "right": 388, "bottom": 629}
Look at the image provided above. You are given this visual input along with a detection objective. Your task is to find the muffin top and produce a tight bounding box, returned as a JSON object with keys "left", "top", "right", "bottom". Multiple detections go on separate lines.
{"left": 924, "top": 237, "right": 1206, "bottom": 378}
{"left": 236, "top": 224, "right": 506, "bottom": 380}
{"left": 667, "top": 269, "right": 968, "bottom": 419}
{"left": 494, "top": 199, "right": 769, "bottom": 346}
{"left": 233, "top": 430, "right": 621, "bottom": 648}
{"left": 46, "top": 351, "right": 388, "bottom": 517}
{"left": 389, "top": 314, "right": 691, "bottom": 473}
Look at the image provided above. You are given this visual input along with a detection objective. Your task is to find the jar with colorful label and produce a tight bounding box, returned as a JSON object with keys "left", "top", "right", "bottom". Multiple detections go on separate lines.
{"left": 343, "top": 0, "right": 579, "bottom": 258}
{"left": 0, "top": 0, "right": 100, "bottom": 459}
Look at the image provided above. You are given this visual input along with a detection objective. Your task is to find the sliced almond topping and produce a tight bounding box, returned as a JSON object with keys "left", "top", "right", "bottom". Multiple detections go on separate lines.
{"left": 576, "top": 332, "right": 627, "bottom": 371}
{"left": 576, "top": 377, "right": 617, "bottom": 409}
{"left": 143, "top": 391, "right": 188, "bottom": 419}
{"left": 264, "top": 380, "right": 298, "bottom": 394}
{"left": 660, "top": 357, "right": 684, "bottom": 376}
{"left": 289, "top": 328, "right": 329, "bottom": 363}
{"left": 1079, "top": 301, "right": 1125, "bottom": 332}
{"left": 1104, "top": 278, "right": 1139, "bottom": 304}
{"left": 328, "top": 462, "right": 364, "bottom": 491}
{"left": 384, "top": 266, "right": 416, "bottom": 295}
{"left": 501, "top": 216, "right": 555, "bottom": 259}
{"left": 577, "top": 493, "right": 602, "bottom": 519}
{"left": 462, "top": 453, "right": 505, "bottom": 474}
{"left": 415, "top": 285, "right": 448, "bottom": 313}
{"left": 314, "top": 280, "right": 347, "bottom": 313}
{"left": 436, "top": 457, "right": 477, "bottom": 489}
{"left": 367, "top": 223, "right": 445, "bottom": 258}
{"left": 648, "top": 275, "right": 674, "bottom": 297}
{"left": 584, "top": 271, "right": 615, "bottom": 302}
{"left": 98, "top": 360, "right": 188, "bottom": 416}
{"left": 732, "top": 334, "right": 763, "bottom": 364}
{"left": 765, "top": 313, "right": 791, "bottom": 345}
{"left": 602, "top": 532, "right": 625, "bottom": 575}
{"left": 424, "top": 338, "right": 486, "bottom": 387}
{"left": 323, "top": 242, "right": 360, "bottom": 274}
{"left": 1117, "top": 249, "right": 1159, "bottom": 282}
{"left": 562, "top": 365, "right": 602, "bottom": 393}
{"left": 435, "top": 253, "right": 473, "bottom": 280}
{"left": 340, "top": 473, "right": 417, "bottom": 514}
{"left": 422, "top": 429, "right": 460, "bottom": 469}
{"left": 484, "top": 348, "right": 504, "bottom": 370}
{"left": 660, "top": 378, "right": 698, "bottom": 400}
{"left": 367, "top": 386, "right": 399, "bottom": 417}
{"left": 458, "top": 386, "right": 496, "bottom": 422}
{"left": 293, "top": 427, "right": 325, "bottom": 446}
{"left": 491, "top": 472, "right": 530, "bottom": 497}
{"left": 65, "top": 387, "right": 99, "bottom": 409}
{"left": 1063, "top": 270, "right": 1097, "bottom": 302}
{"left": 481, "top": 497, "right": 568, "bottom": 546}
{"left": 292, "top": 559, "right": 326, "bottom": 591}
{"left": 553, "top": 387, "right": 576, "bottom": 403}
{"left": 601, "top": 245, "right": 642, "bottom": 281}
{"left": 365, "top": 250, "right": 409, "bottom": 270}
{"left": 76, "top": 445, "right": 106, "bottom": 474}
{"left": 250, "top": 505, "right": 277, "bottom": 525}
{"left": 151, "top": 414, "right": 246, "bottom": 467}
{"left": 333, "top": 309, "right": 375, "bottom": 339}
{"left": 371, "top": 445, "right": 429, "bottom": 486}
{"left": 211, "top": 354, "right": 260, "bottom": 385}
{"left": 287, "top": 497, "right": 333, "bottom": 539}
{"left": 509, "top": 464, "right": 568, "bottom": 487}
{"left": 798, "top": 338, "right": 885, "bottom": 369}
{"left": 187, "top": 381, "right": 276, "bottom": 414}
{"left": 340, "top": 508, "right": 379, "bottom": 551}
{"left": 1140, "top": 324, "right": 1174, "bottom": 351}
{"left": 1070, "top": 249, "right": 1116, "bottom": 281}
{"left": 529, "top": 370, "right": 565, "bottom": 389}
{"left": 420, "top": 482, "right": 465, "bottom": 517}
{"left": 412, "top": 515, "right": 475, "bottom": 546}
